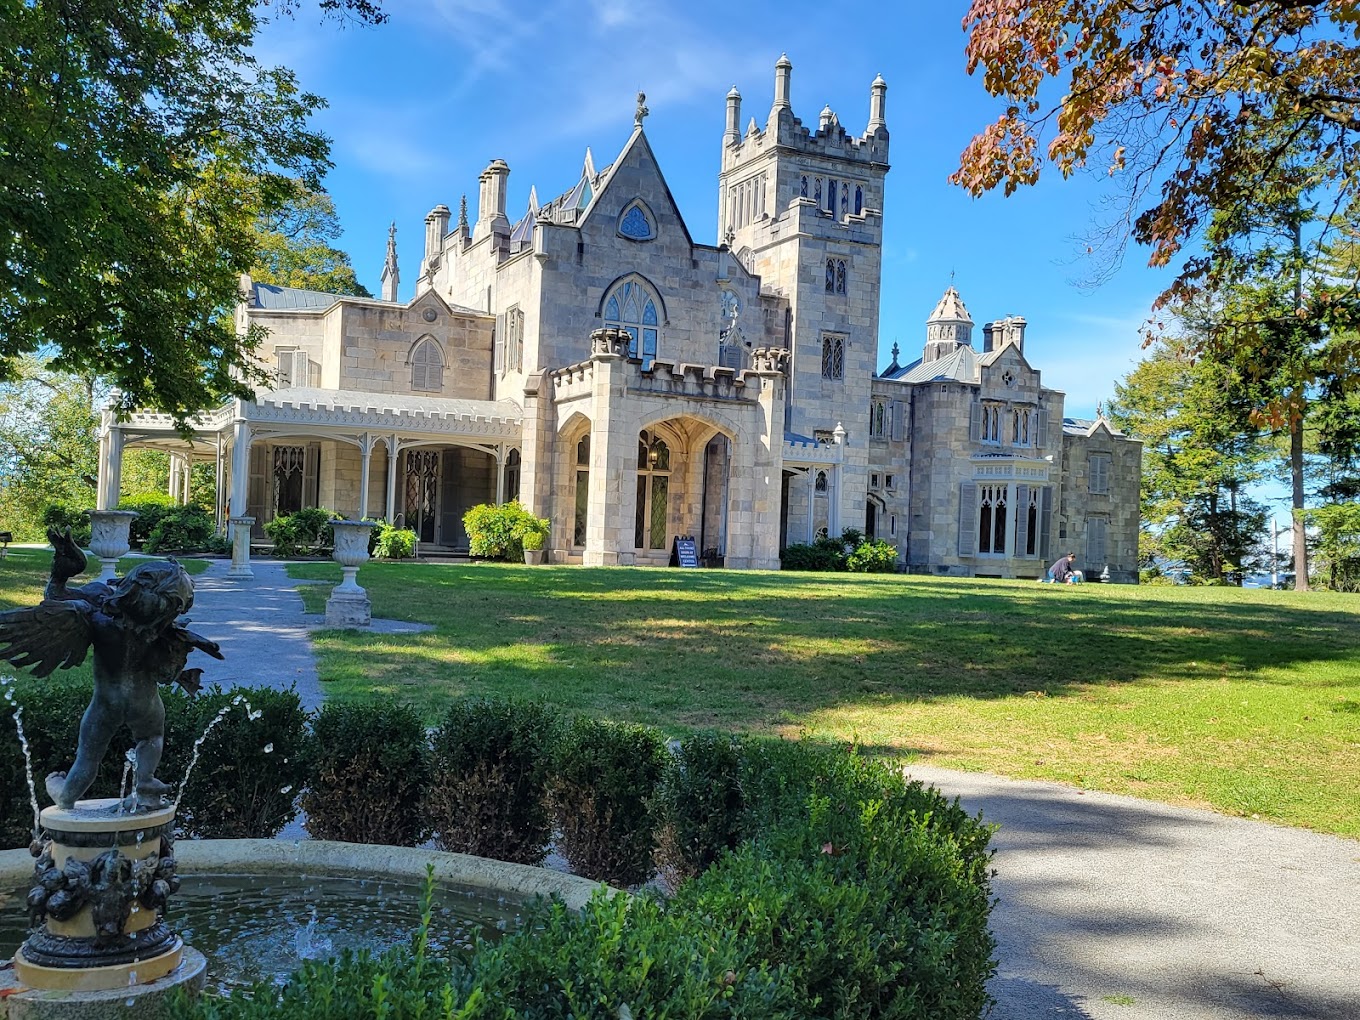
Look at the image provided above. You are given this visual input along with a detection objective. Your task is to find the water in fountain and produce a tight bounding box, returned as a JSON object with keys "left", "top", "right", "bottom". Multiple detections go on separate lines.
{"left": 294, "top": 905, "right": 334, "bottom": 961}
{"left": 175, "top": 694, "right": 254, "bottom": 811}
{"left": 116, "top": 747, "right": 137, "bottom": 816}
{"left": 3, "top": 676, "right": 41, "bottom": 838}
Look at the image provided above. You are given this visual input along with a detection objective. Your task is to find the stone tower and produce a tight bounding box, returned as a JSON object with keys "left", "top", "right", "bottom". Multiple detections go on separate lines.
{"left": 923, "top": 285, "right": 973, "bottom": 363}
{"left": 717, "top": 56, "right": 890, "bottom": 527}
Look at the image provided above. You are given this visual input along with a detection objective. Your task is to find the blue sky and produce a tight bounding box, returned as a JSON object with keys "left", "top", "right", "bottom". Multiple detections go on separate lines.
{"left": 259, "top": 0, "right": 1181, "bottom": 420}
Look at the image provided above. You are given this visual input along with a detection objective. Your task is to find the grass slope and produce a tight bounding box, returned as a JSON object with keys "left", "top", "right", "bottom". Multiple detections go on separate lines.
{"left": 285, "top": 561, "right": 1360, "bottom": 838}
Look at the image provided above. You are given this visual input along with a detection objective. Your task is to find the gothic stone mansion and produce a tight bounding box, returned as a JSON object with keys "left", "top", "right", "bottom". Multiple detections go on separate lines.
{"left": 99, "top": 57, "right": 1141, "bottom": 581}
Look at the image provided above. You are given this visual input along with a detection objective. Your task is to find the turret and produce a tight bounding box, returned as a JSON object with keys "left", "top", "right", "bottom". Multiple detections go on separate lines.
{"left": 724, "top": 85, "right": 742, "bottom": 147}
{"left": 380, "top": 221, "right": 399, "bottom": 302}
{"left": 924, "top": 286, "right": 974, "bottom": 363}
{"left": 867, "top": 73, "right": 887, "bottom": 135}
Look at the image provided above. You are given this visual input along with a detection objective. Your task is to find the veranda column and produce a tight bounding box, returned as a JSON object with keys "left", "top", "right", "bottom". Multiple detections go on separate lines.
{"left": 215, "top": 433, "right": 226, "bottom": 531}
{"left": 104, "top": 427, "right": 125, "bottom": 511}
{"left": 358, "top": 433, "right": 373, "bottom": 520}
{"left": 181, "top": 456, "right": 192, "bottom": 504}
{"left": 168, "top": 455, "right": 181, "bottom": 501}
{"left": 95, "top": 430, "right": 111, "bottom": 511}
{"left": 384, "top": 436, "right": 399, "bottom": 524}
{"left": 229, "top": 420, "right": 251, "bottom": 521}
{"left": 496, "top": 444, "right": 507, "bottom": 504}
{"left": 806, "top": 467, "right": 816, "bottom": 543}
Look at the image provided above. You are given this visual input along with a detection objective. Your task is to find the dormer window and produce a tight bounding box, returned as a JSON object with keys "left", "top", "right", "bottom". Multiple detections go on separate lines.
{"left": 410, "top": 337, "right": 444, "bottom": 392}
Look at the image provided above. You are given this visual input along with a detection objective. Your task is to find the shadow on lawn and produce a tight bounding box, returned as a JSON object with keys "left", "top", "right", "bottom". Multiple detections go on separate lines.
{"left": 292, "top": 562, "right": 1360, "bottom": 732}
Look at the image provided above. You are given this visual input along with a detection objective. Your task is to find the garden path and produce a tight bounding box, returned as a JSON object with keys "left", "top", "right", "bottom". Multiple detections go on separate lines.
{"left": 183, "top": 559, "right": 327, "bottom": 713}
{"left": 905, "top": 763, "right": 1359, "bottom": 1020}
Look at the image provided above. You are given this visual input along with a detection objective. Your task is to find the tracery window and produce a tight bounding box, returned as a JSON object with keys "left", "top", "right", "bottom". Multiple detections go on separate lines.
{"left": 505, "top": 448, "right": 521, "bottom": 503}
{"left": 827, "top": 179, "right": 838, "bottom": 215}
{"left": 815, "top": 470, "right": 828, "bottom": 493}
{"left": 978, "top": 483, "right": 1009, "bottom": 555}
{"left": 870, "top": 400, "right": 887, "bottom": 438}
{"left": 603, "top": 278, "right": 661, "bottom": 368}
{"left": 801, "top": 175, "right": 808, "bottom": 197}
{"left": 821, "top": 333, "right": 845, "bottom": 380}
{"left": 573, "top": 435, "right": 591, "bottom": 547}
{"left": 836, "top": 260, "right": 846, "bottom": 294}
{"left": 410, "top": 338, "right": 444, "bottom": 392}
{"left": 981, "top": 402, "right": 1002, "bottom": 443}
{"left": 854, "top": 186, "right": 863, "bottom": 215}
{"left": 825, "top": 259, "right": 846, "bottom": 294}
{"left": 1012, "top": 406, "right": 1033, "bottom": 446}
{"left": 1024, "top": 487, "right": 1040, "bottom": 557}
{"left": 635, "top": 430, "right": 671, "bottom": 551}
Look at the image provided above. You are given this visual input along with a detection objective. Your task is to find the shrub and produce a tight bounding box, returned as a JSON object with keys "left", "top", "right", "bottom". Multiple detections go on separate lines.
{"left": 427, "top": 699, "right": 558, "bottom": 864}
{"left": 546, "top": 716, "right": 669, "bottom": 886}
{"left": 462, "top": 501, "right": 547, "bottom": 561}
{"left": 170, "top": 687, "right": 311, "bottom": 839}
{"left": 846, "top": 538, "right": 899, "bottom": 573}
{"left": 143, "top": 504, "right": 216, "bottom": 554}
{"left": 264, "top": 507, "right": 341, "bottom": 558}
{"left": 780, "top": 535, "right": 849, "bottom": 571}
{"left": 40, "top": 505, "right": 90, "bottom": 547}
{"left": 651, "top": 731, "right": 747, "bottom": 888}
{"left": 302, "top": 702, "right": 430, "bottom": 846}
{"left": 118, "top": 494, "right": 177, "bottom": 548}
{"left": 371, "top": 521, "right": 416, "bottom": 559}
{"left": 0, "top": 680, "right": 307, "bottom": 846}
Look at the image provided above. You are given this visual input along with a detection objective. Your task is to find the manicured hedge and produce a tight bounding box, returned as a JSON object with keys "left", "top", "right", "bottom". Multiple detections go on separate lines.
{"left": 1, "top": 689, "right": 997, "bottom": 1019}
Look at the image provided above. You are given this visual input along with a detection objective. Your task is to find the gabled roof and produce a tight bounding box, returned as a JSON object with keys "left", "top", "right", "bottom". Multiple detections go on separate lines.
{"left": 1063, "top": 416, "right": 1126, "bottom": 438}
{"left": 579, "top": 127, "right": 697, "bottom": 249}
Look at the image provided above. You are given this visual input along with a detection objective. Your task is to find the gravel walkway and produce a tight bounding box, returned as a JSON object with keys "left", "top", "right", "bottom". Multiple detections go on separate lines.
{"left": 905, "top": 764, "right": 1359, "bottom": 1020}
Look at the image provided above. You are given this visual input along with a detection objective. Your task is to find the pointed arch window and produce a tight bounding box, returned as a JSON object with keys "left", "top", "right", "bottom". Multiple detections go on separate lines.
{"left": 410, "top": 338, "right": 444, "bottom": 392}
{"left": 635, "top": 430, "right": 671, "bottom": 550}
{"left": 603, "top": 277, "right": 661, "bottom": 367}
{"left": 855, "top": 185, "right": 864, "bottom": 215}
{"left": 800, "top": 175, "right": 809, "bottom": 198}
{"left": 573, "top": 435, "right": 590, "bottom": 547}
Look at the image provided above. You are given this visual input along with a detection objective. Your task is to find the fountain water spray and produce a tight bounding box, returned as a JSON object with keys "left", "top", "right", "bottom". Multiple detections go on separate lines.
{"left": 4, "top": 675, "right": 41, "bottom": 838}
{"left": 175, "top": 694, "right": 255, "bottom": 811}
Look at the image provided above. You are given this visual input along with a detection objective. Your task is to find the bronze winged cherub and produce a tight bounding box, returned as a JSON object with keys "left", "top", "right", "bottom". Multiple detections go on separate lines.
{"left": 0, "top": 529, "right": 223, "bottom": 811}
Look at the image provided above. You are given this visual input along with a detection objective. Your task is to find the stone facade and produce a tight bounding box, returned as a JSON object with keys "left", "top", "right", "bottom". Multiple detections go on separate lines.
{"left": 101, "top": 56, "right": 1140, "bottom": 580}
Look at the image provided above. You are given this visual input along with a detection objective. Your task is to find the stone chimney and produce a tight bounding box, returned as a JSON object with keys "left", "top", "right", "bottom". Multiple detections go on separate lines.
{"left": 724, "top": 85, "right": 742, "bottom": 147}
{"left": 424, "top": 205, "right": 450, "bottom": 267}
{"left": 867, "top": 73, "right": 887, "bottom": 135}
{"left": 475, "top": 159, "right": 511, "bottom": 243}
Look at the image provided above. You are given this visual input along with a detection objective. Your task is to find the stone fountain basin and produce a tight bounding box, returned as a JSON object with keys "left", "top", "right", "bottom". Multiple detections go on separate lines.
{"left": 0, "top": 840, "right": 613, "bottom": 1013}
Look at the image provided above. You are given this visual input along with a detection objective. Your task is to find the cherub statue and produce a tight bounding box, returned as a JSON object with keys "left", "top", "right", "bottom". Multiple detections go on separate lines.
{"left": 0, "top": 529, "right": 222, "bottom": 812}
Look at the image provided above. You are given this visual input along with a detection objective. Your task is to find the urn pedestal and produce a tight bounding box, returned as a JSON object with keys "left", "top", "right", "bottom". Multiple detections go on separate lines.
{"left": 228, "top": 516, "right": 256, "bottom": 578}
{"left": 3, "top": 799, "right": 205, "bottom": 1016}
{"left": 325, "top": 520, "right": 378, "bottom": 627}
{"left": 87, "top": 511, "right": 138, "bottom": 583}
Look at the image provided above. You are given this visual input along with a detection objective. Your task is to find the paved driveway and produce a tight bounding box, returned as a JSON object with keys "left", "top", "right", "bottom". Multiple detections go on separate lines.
{"left": 906, "top": 765, "right": 1359, "bottom": 1020}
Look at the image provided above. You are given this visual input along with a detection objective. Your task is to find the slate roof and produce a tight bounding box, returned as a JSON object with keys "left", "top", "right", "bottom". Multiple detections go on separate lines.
{"left": 1063, "top": 416, "right": 1126, "bottom": 437}
{"left": 893, "top": 346, "right": 980, "bottom": 384}
{"left": 250, "top": 283, "right": 342, "bottom": 311}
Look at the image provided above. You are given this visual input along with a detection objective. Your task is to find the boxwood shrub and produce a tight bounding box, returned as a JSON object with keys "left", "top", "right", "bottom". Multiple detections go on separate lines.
{"left": 427, "top": 698, "right": 558, "bottom": 864}
{"left": 301, "top": 701, "right": 430, "bottom": 846}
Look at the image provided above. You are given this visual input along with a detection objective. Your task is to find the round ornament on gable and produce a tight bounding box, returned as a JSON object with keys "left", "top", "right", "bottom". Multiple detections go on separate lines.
{"left": 422, "top": 307, "right": 438, "bottom": 323}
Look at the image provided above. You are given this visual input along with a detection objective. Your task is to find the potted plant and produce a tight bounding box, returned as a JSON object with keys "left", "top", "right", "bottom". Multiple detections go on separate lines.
{"left": 516, "top": 519, "right": 549, "bottom": 568}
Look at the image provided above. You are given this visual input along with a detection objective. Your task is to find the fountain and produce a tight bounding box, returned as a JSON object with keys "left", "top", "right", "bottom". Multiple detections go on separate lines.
{"left": 0, "top": 528, "right": 222, "bottom": 1015}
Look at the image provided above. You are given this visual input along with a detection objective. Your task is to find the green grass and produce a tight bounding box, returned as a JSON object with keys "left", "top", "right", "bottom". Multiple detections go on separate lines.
{"left": 282, "top": 560, "right": 1360, "bottom": 838}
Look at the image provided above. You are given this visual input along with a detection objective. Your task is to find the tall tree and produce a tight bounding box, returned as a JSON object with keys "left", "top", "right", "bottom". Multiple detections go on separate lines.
{"left": 251, "top": 181, "right": 372, "bottom": 297}
{"left": 1108, "top": 333, "right": 1272, "bottom": 583}
{"left": 0, "top": 1, "right": 385, "bottom": 423}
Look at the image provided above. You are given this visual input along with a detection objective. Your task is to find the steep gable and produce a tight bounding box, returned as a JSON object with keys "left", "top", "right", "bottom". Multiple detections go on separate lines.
{"left": 578, "top": 127, "right": 696, "bottom": 250}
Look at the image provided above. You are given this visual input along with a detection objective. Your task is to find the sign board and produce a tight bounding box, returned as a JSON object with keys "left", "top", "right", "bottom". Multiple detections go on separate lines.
{"left": 670, "top": 536, "right": 699, "bottom": 568}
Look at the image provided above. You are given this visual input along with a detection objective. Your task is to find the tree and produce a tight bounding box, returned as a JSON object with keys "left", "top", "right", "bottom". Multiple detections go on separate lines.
{"left": 251, "top": 182, "right": 372, "bottom": 297}
{"left": 0, "top": 1, "right": 386, "bottom": 423}
{"left": 0, "top": 360, "right": 99, "bottom": 539}
{"left": 1307, "top": 501, "right": 1360, "bottom": 591}
{"left": 953, "top": 2, "right": 1360, "bottom": 324}
{"left": 1108, "top": 332, "right": 1272, "bottom": 584}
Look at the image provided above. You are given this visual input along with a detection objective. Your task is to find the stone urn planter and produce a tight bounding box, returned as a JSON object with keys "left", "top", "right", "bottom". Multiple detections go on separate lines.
{"left": 326, "top": 520, "right": 378, "bottom": 627}
{"left": 521, "top": 530, "right": 546, "bottom": 566}
{"left": 88, "top": 509, "right": 138, "bottom": 582}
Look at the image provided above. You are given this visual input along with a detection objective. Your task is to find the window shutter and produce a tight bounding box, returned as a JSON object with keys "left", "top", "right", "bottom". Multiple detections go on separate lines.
{"left": 247, "top": 444, "right": 267, "bottom": 521}
{"left": 1014, "top": 484, "right": 1030, "bottom": 557}
{"left": 494, "top": 313, "right": 506, "bottom": 374}
{"left": 1039, "top": 486, "right": 1053, "bottom": 561}
{"left": 1036, "top": 408, "right": 1049, "bottom": 448}
{"left": 958, "top": 482, "right": 977, "bottom": 557}
{"left": 969, "top": 403, "right": 982, "bottom": 442}
{"left": 891, "top": 400, "right": 905, "bottom": 441}
{"left": 292, "top": 351, "right": 310, "bottom": 390}
{"left": 275, "top": 350, "right": 293, "bottom": 388}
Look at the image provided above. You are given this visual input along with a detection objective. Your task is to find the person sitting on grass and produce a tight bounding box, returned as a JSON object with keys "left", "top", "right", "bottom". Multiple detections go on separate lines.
{"left": 1045, "top": 552, "right": 1082, "bottom": 584}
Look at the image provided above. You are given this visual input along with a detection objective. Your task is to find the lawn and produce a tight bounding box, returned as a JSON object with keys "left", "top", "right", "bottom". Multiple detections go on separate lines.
{"left": 284, "top": 560, "right": 1360, "bottom": 838}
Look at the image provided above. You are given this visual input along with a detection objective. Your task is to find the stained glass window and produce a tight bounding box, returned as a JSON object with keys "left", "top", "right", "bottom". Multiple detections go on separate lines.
{"left": 634, "top": 429, "right": 671, "bottom": 551}
{"left": 603, "top": 278, "right": 661, "bottom": 367}
{"left": 855, "top": 185, "right": 863, "bottom": 215}
{"left": 574, "top": 435, "right": 590, "bottom": 547}
{"left": 836, "top": 260, "right": 846, "bottom": 294}
{"left": 821, "top": 334, "right": 845, "bottom": 380}
{"left": 619, "top": 205, "right": 653, "bottom": 240}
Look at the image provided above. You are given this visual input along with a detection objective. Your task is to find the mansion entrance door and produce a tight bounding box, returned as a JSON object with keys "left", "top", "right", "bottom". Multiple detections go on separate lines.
{"left": 404, "top": 449, "right": 440, "bottom": 544}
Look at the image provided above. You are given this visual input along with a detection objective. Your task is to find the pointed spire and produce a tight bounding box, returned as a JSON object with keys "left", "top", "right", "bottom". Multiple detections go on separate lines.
{"left": 583, "top": 147, "right": 596, "bottom": 180}
{"left": 457, "top": 194, "right": 469, "bottom": 232}
{"left": 380, "top": 221, "right": 399, "bottom": 302}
